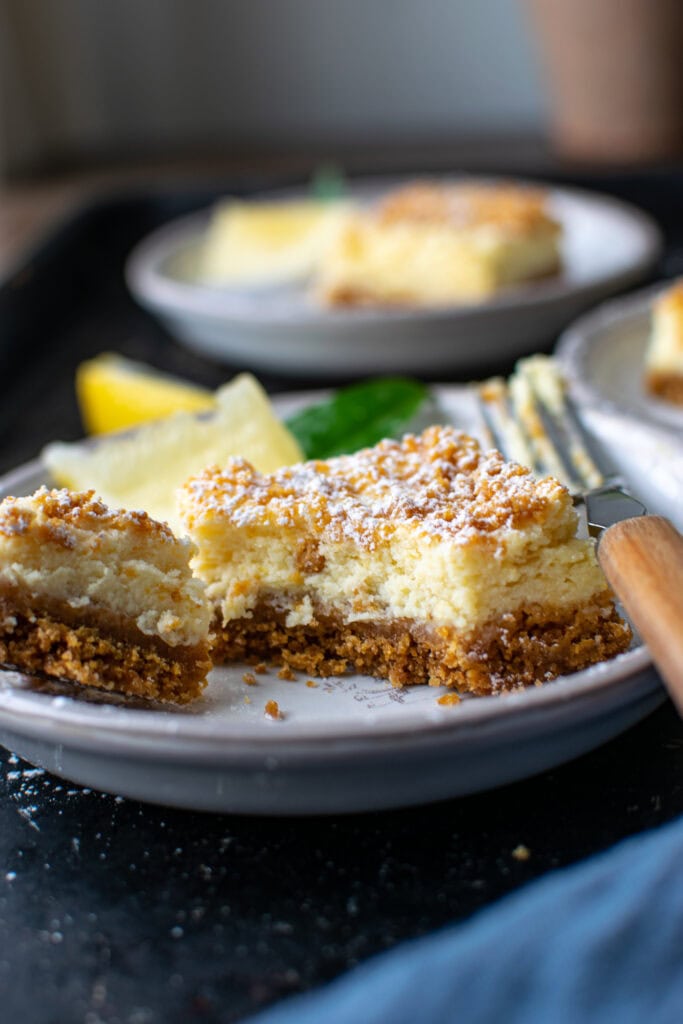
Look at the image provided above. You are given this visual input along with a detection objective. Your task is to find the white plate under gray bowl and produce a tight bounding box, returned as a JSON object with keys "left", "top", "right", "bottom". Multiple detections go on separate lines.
{"left": 0, "top": 387, "right": 671, "bottom": 814}
{"left": 125, "top": 177, "right": 662, "bottom": 378}
{"left": 557, "top": 280, "right": 683, "bottom": 436}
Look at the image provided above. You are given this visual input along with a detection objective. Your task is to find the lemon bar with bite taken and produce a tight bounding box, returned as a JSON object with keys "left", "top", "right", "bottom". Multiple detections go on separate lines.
{"left": 318, "top": 180, "right": 562, "bottom": 307}
{"left": 179, "top": 426, "right": 630, "bottom": 694}
{"left": 0, "top": 488, "right": 211, "bottom": 702}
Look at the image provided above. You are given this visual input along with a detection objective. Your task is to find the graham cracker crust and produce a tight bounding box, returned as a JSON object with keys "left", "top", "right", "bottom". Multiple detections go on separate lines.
{"left": 212, "top": 597, "right": 631, "bottom": 694}
{"left": 0, "top": 601, "right": 211, "bottom": 704}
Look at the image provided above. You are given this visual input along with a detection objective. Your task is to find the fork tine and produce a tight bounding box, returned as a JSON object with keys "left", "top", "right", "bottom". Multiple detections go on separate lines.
{"left": 518, "top": 357, "right": 604, "bottom": 491}
{"left": 508, "top": 369, "right": 576, "bottom": 485}
{"left": 476, "top": 357, "right": 606, "bottom": 496}
{"left": 558, "top": 393, "right": 607, "bottom": 491}
{"left": 476, "top": 378, "right": 539, "bottom": 470}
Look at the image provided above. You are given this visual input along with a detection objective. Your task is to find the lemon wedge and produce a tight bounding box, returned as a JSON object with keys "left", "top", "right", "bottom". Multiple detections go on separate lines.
{"left": 77, "top": 353, "right": 214, "bottom": 434}
{"left": 44, "top": 373, "right": 303, "bottom": 533}
{"left": 200, "top": 199, "right": 351, "bottom": 286}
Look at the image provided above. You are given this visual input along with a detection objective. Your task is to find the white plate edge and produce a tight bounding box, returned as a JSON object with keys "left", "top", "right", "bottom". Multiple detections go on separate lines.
{"left": 125, "top": 177, "right": 663, "bottom": 329}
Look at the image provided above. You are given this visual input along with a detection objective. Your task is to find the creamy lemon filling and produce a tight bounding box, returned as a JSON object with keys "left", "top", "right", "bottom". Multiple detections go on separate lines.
{"left": 0, "top": 489, "right": 209, "bottom": 648}
{"left": 179, "top": 427, "right": 610, "bottom": 642}
{"left": 189, "top": 523, "right": 604, "bottom": 637}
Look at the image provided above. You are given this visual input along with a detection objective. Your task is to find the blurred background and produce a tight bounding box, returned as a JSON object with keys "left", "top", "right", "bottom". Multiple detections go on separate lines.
{"left": 2, "top": 0, "right": 683, "bottom": 260}
{"left": 4, "top": 0, "right": 683, "bottom": 182}
{"left": 0, "top": 0, "right": 547, "bottom": 178}
{"left": 2, "top": 0, "right": 682, "bottom": 436}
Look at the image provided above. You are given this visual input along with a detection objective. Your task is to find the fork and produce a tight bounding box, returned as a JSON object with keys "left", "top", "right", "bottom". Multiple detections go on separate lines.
{"left": 476, "top": 356, "right": 683, "bottom": 715}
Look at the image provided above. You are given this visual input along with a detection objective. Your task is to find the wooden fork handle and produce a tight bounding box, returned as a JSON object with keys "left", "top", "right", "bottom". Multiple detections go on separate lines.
{"left": 598, "top": 515, "right": 683, "bottom": 716}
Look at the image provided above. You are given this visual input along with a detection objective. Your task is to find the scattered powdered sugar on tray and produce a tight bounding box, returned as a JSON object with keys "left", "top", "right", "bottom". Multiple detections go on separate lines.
{"left": 4, "top": 754, "right": 46, "bottom": 832}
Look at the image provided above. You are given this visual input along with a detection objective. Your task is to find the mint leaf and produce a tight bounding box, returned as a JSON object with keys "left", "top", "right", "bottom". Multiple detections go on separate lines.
{"left": 310, "top": 163, "right": 346, "bottom": 202}
{"left": 286, "top": 377, "right": 428, "bottom": 460}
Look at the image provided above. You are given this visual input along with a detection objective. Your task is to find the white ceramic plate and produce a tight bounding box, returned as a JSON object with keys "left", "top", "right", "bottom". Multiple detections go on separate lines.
{"left": 557, "top": 281, "right": 683, "bottom": 436}
{"left": 125, "top": 178, "right": 662, "bottom": 378}
{"left": 0, "top": 388, "right": 668, "bottom": 814}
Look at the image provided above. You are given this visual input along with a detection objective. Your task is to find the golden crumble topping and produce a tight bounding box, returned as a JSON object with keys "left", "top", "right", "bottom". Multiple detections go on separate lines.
{"left": 0, "top": 487, "right": 176, "bottom": 544}
{"left": 377, "top": 182, "right": 559, "bottom": 236}
{"left": 264, "top": 699, "right": 283, "bottom": 720}
{"left": 180, "top": 426, "right": 573, "bottom": 550}
{"left": 437, "top": 693, "right": 461, "bottom": 706}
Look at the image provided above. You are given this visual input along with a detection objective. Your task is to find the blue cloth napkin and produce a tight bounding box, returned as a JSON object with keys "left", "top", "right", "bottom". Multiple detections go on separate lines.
{"left": 248, "top": 814, "right": 683, "bottom": 1024}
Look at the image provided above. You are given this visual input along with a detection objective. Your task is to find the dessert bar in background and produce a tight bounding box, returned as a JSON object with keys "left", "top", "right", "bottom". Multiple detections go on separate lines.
{"left": 200, "top": 198, "right": 352, "bottom": 287}
{"left": 318, "top": 181, "right": 562, "bottom": 306}
{"left": 644, "top": 279, "right": 683, "bottom": 404}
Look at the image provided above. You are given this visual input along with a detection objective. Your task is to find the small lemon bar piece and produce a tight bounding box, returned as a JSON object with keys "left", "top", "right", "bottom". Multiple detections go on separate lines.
{"left": 318, "top": 181, "right": 562, "bottom": 306}
{"left": 179, "top": 427, "right": 629, "bottom": 694}
{"left": 645, "top": 281, "right": 683, "bottom": 404}
{"left": 200, "top": 199, "right": 352, "bottom": 287}
{"left": 0, "top": 489, "right": 211, "bottom": 702}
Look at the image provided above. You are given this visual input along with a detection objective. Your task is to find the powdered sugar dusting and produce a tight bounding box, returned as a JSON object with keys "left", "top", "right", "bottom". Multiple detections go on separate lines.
{"left": 377, "top": 181, "right": 558, "bottom": 236}
{"left": 181, "top": 426, "right": 570, "bottom": 550}
{"left": 0, "top": 487, "right": 181, "bottom": 546}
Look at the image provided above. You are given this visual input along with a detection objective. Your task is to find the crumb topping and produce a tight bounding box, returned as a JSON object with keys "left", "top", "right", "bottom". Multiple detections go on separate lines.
{"left": 437, "top": 693, "right": 461, "bottom": 706}
{"left": 512, "top": 844, "right": 531, "bottom": 862}
{"left": 0, "top": 487, "right": 178, "bottom": 545}
{"left": 181, "top": 426, "right": 572, "bottom": 550}
{"left": 377, "top": 182, "right": 559, "bottom": 235}
{"left": 264, "top": 699, "right": 283, "bottom": 720}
